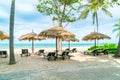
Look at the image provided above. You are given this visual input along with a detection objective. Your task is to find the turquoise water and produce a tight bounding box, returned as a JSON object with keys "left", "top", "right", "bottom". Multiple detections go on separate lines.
{"left": 0, "top": 43, "right": 100, "bottom": 49}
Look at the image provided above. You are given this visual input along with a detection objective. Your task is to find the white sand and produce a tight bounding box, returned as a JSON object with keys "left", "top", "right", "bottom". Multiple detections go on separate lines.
{"left": 0, "top": 46, "right": 120, "bottom": 80}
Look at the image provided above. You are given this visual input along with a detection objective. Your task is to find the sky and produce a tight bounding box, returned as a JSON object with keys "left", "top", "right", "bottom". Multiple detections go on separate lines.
{"left": 0, "top": 0, "right": 120, "bottom": 44}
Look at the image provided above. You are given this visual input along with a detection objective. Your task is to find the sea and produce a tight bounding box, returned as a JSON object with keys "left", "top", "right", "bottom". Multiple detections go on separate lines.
{"left": 0, "top": 43, "right": 103, "bottom": 49}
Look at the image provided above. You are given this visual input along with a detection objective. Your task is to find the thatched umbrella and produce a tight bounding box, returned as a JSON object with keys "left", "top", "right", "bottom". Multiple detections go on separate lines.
{"left": 39, "top": 26, "right": 75, "bottom": 54}
{"left": 0, "top": 30, "right": 9, "bottom": 40}
{"left": 19, "top": 31, "right": 45, "bottom": 54}
{"left": 82, "top": 32, "right": 111, "bottom": 48}
{"left": 63, "top": 37, "right": 79, "bottom": 50}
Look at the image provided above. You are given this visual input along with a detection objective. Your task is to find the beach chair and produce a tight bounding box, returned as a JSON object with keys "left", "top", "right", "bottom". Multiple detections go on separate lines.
{"left": 44, "top": 52, "right": 57, "bottom": 61}
{"left": 102, "top": 49, "right": 109, "bottom": 55}
{"left": 71, "top": 48, "right": 77, "bottom": 53}
{"left": 65, "top": 48, "right": 71, "bottom": 52}
{"left": 102, "top": 49, "right": 117, "bottom": 55}
{"left": 21, "top": 49, "right": 30, "bottom": 57}
{"left": 84, "top": 49, "right": 102, "bottom": 56}
{"left": 0, "top": 51, "right": 8, "bottom": 58}
{"left": 37, "top": 49, "right": 44, "bottom": 55}
{"left": 65, "top": 48, "right": 70, "bottom": 51}
{"left": 59, "top": 51, "right": 71, "bottom": 60}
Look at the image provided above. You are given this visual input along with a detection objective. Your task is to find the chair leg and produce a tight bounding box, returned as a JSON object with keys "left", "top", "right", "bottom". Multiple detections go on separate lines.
{"left": 47, "top": 57, "right": 50, "bottom": 61}
{"left": 62, "top": 57, "right": 65, "bottom": 60}
{"left": 68, "top": 56, "right": 70, "bottom": 59}
{"left": 21, "top": 54, "right": 22, "bottom": 57}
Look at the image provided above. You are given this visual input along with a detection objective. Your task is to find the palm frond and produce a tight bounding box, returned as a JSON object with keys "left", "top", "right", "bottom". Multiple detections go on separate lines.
{"left": 113, "top": 28, "right": 120, "bottom": 32}
{"left": 80, "top": 7, "right": 90, "bottom": 19}
{"left": 102, "top": 8, "right": 112, "bottom": 17}
{"left": 117, "top": 31, "right": 120, "bottom": 37}
{"left": 114, "top": 24, "right": 120, "bottom": 27}
{"left": 78, "top": 4, "right": 90, "bottom": 10}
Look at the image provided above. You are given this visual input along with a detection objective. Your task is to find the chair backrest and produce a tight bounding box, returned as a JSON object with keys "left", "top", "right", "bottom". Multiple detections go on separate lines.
{"left": 62, "top": 51, "right": 69, "bottom": 56}
{"left": 72, "top": 48, "right": 76, "bottom": 51}
{"left": 0, "top": 51, "right": 7, "bottom": 55}
{"left": 65, "top": 48, "right": 70, "bottom": 51}
{"left": 22, "top": 49, "right": 28, "bottom": 54}
{"left": 92, "top": 49, "right": 98, "bottom": 53}
{"left": 39, "top": 49, "right": 44, "bottom": 53}
{"left": 47, "top": 52, "right": 55, "bottom": 57}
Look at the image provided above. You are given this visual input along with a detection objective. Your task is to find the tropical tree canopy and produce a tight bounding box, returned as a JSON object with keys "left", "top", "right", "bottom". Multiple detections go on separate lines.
{"left": 113, "top": 19, "right": 120, "bottom": 37}
{"left": 80, "top": 0, "right": 113, "bottom": 24}
{"left": 37, "top": 0, "right": 82, "bottom": 26}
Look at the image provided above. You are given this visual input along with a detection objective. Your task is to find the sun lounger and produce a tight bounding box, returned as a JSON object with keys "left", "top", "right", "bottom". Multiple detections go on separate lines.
{"left": 0, "top": 51, "right": 8, "bottom": 58}
{"left": 71, "top": 48, "right": 77, "bottom": 53}
{"left": 102, "top": 49, "right": 117, "bottom": 55}
{"left": 44, "top": 52, "right": 57, "bottom": 61}
{"left": 84, "top": 49, "right": 102, "bottom": 56}
{"left": 65, "top": 48, "right": 70, "bottom": 51}
{"left": 102, "top": 49, "right": 109, "bottom": 55}
{"left": 58, "top": 51, "right": 71, "bottom": 60}
{"left": 21, "top": 49, "right": 30, "bottom": 57}
{"left": 37, "top": 49, "right": 44, "bottom": 55}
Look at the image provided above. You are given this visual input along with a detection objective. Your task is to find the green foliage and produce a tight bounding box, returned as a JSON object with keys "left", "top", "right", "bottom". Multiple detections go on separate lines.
{"left": 80, "top": 0, "right": 112, "bottom": 24}
{"left": 58, "top": 0, "right": 80, "bottom": 5}
{"left": 37, "top": 0, "right": 82, "bottom": 24}
{"left": 112, "top": 0, "right": 120, "bottom": 5}
{"left": 88, "top": 43, "right": 117, "bottom": 54}
{"left": 113, "top": 18, "right": 120, "bottom": 37}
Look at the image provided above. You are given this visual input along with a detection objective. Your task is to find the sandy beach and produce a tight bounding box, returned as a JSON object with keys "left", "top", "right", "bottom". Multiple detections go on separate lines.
{"left": 0, "top": 46, "right": 120, "bottom": 80}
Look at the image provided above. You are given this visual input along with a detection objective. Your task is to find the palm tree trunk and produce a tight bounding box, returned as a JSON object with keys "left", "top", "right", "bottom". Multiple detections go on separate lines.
{"left": 95, "top": 12, "right": 99, "bottom": 32}
{"left": 114, "top": 36, "right": 120, "bottom": 57}
{"left": 95, "top": 12, "right": 99, "bottom": 46}
{"left": 9, "top": 0, "right": 16, "bottom": 64}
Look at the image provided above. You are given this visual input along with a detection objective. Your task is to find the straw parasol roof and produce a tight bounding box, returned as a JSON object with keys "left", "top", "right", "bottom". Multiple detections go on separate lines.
{"left": 19, "top": 31, "right": 45, "bottom": 54}
{"left": 63, "top": 37, "right": 79, "bottom": 42}
{"left": 39, "top": 26, "right": 75, "bottom": 39}
{"left": 82, "top": 32, "right": 111, "bottom": 41}
{"left": 39, "top": 25, "right": 75, "bottom": 53}
{"left": 82, "top": 32, "right": 111, "bottom": 48}
{"left": 63, "top": 37, "right": 79, "bottom": 50}
{"left": 0, "top": 30, "right": 9, "bottom": 40}
{"left": 19, "top": 32, "right": 44, "bottom": 41}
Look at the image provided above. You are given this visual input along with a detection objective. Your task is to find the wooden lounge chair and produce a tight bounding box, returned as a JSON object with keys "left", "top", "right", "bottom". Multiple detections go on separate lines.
{"left": 59, "top": 51, "right": 71, "bottom": 60}
{"left": 102, "top": 49, "right": 109, "bottom": 55}
{"left": 64, "top": 48, "right": 71, "bottom": 52}
{"left": 37, "top": 49, "right": 44, "bottom": 55}
{"left": 84, "top": 49, "right": 102, "bottom": 56}
{"left": 102, "top": 49, "right": 117, "bottom": 55}
{"left": 71, "top": 48, "right": 77, "bottom": 53}
{"left": 44, "top": 52, "right": 57, "bottom": 61}
{"left": 65, "top": 48, "right": 70, "bottom": 51}
{"left": 0, "top": 51, "right": 8, "bottom": 58}
{"left": 21, "top": 49, "right": 30, "bottom": 57}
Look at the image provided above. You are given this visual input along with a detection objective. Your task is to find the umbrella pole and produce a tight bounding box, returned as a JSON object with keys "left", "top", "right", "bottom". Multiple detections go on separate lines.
{"left": 32, "top": 39, "right": 34, "bottom": 54}
{"left": 94, "top": 39, "right": 96, "bottom": 49}
{"left": 68, "top": 41, "right": 70, "bottom": 50}
{"left": 56, "top": 37, "right": 58, "bottom": 58}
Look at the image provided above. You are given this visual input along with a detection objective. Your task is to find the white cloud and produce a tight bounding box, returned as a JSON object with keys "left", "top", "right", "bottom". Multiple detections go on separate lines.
{"left": 15, "top": 0, "right": 39, "bottom": 14}
{"left": 0, "top": 0, "right": 119, "bottom": 43}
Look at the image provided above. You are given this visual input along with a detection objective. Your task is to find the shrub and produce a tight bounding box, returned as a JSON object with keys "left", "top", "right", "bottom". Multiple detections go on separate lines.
{"left": 88, "top": 43, "right": 117, "bottom": 54}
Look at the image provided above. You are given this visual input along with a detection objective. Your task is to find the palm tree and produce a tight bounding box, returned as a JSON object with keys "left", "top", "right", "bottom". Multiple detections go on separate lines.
{"left": 9, "top": 0, "right": 16, "bottom": 64}
{"left": 113, "top": 19, "right": 120, "bottom": 57}
{"left": 80, "top": 0, "right": 112, "bottom": 32}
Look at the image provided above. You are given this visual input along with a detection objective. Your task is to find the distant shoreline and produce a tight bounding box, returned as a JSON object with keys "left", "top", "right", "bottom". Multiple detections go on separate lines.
{"left": 0, "top": 43, "right": 109, "bottom": 49}
{"left": 0, "top": 43, "right": 117, "bottom": 49}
